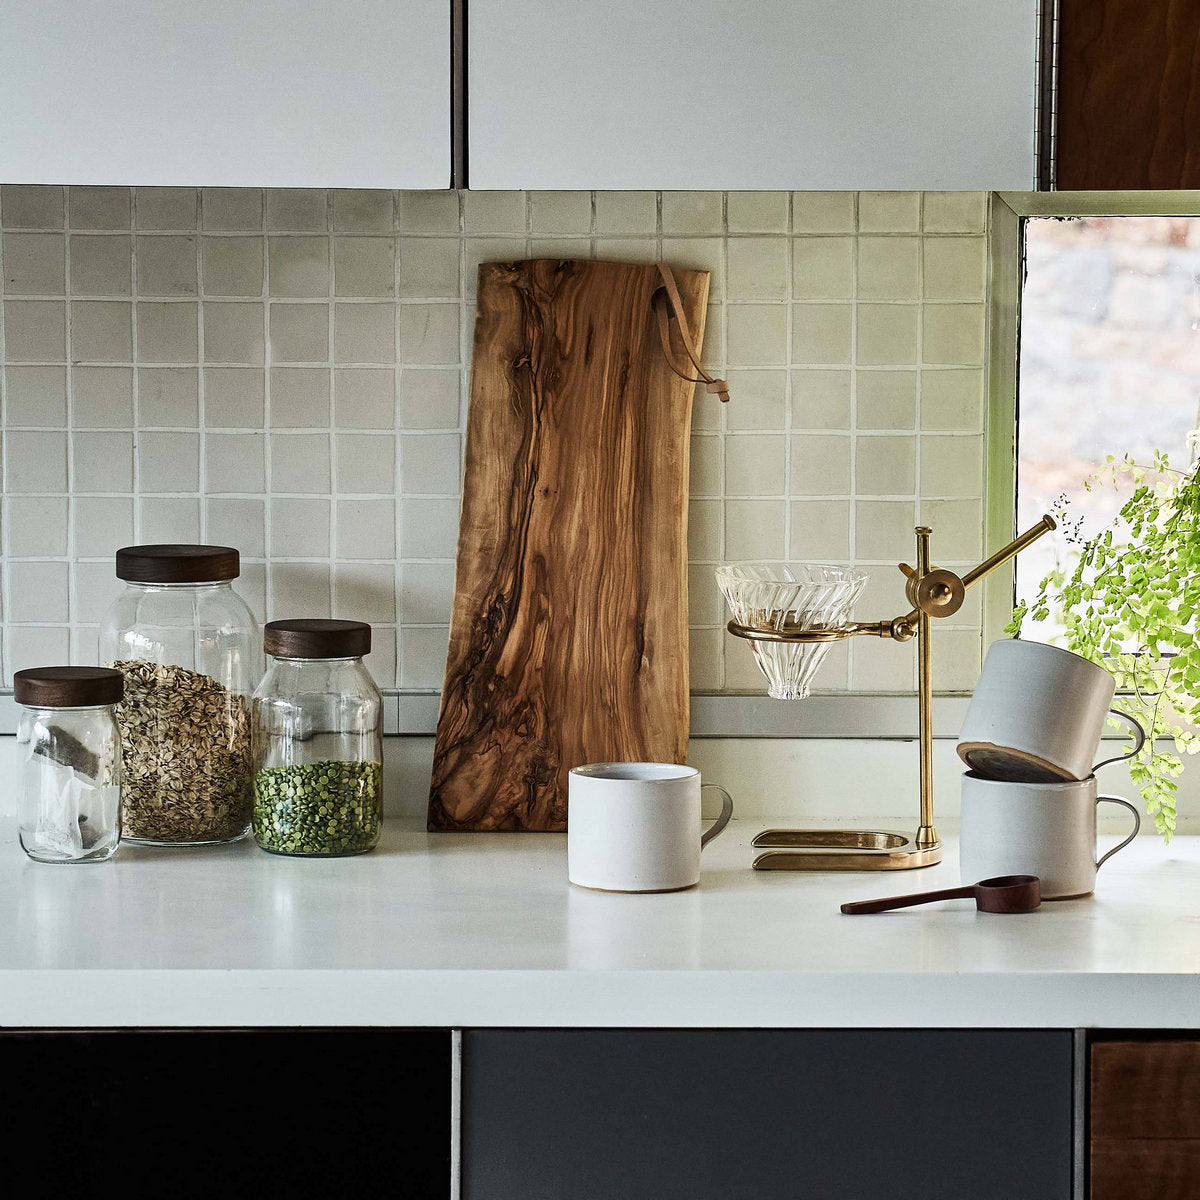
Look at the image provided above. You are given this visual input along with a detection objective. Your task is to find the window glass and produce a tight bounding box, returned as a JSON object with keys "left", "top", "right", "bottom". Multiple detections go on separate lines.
{"left": 1016, "top": 216, "right": 1200, "bottom": 636}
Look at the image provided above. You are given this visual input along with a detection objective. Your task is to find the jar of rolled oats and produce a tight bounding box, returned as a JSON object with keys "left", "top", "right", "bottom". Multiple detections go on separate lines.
{"left": 99, "top": 544, "right": 262, "bottom": 845}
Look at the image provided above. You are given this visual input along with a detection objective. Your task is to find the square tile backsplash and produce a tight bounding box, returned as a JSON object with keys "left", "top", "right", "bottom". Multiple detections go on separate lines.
{"left": 0, "top": 187, "right": 989, "bottom": 692}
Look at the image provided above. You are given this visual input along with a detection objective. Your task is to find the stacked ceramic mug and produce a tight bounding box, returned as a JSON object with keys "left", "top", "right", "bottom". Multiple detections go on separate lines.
{"left": 955, "top": 640, "right": 1144, "bottom": 899}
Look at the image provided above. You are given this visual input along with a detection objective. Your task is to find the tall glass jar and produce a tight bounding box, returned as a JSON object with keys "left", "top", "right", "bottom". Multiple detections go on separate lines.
{"left": 99, "top": 544, "right": 261, "bottom": 845}
{"left": 16, "top": 667, "right": 124, "bottom": 864}
{"left": 252, "top": 620, "right": 383, "bottom": 857}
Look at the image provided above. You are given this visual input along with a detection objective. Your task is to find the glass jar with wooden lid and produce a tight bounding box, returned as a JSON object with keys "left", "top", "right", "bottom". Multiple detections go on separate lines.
{"left": 98, "top": 544, "right": 261, "bottom": 845}
{"left": 16, "top": 666, "right": 124, "bottom": 863}
{"left": 252, "top": 619, "right": 383, "bottom": 857}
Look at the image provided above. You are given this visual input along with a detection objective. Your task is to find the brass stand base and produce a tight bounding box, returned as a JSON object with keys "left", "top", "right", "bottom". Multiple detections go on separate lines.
{"left": 751, "top": 828, "right": 944, "bottom": 871}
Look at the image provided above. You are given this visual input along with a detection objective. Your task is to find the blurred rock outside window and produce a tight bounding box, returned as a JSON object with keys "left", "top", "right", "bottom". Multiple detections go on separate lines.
{"left": 1017, "top": 216, "right": 1200, "bottom": 639}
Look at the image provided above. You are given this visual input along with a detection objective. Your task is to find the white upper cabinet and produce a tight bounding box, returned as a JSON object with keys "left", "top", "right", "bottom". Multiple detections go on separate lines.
{"left": 0, "top": 1, "right": 450, "bottom": 188}
{"left": 468, "top": 0, "right": 1038, "bottom": 190}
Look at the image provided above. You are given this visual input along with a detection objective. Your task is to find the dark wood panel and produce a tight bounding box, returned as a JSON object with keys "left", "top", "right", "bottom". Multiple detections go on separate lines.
{"left": 428, "top": 258, "right": 706, "bottom": 832}
{"left": 1091, "top": 1140, "right": 1200, "bottom": 1200}
{"left": 1057, "top": 0, "right": 1200, "bottom": 189}
{"left": 463, "top": 1030, "right": 1074, "bottom": 1200}
{"left": 1091, "top": 1041, "right": 1200, "bottom": 1200}
{"left": 1092, "top": 1040, "right": 1200, "bottom": 1139}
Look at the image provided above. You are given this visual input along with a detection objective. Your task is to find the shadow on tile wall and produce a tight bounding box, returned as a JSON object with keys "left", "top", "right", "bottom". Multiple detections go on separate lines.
{"left": 0, "top": 187, "right": 988, "bottom": 692}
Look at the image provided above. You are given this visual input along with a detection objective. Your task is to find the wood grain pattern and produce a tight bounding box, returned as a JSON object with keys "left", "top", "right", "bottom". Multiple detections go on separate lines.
{"left": 1091, "top": 1140, "right": 1200, "bottom": 1200}
{"left": 428, "top": 258, "right": 709, "bottom": 831}
{"left": 1092, "top": 1041, "right": 1200, "bottom": 1139}
{"left": 1058, "top": 0, "right": 1200, "bottom": 188}
{"left": 1091, "top": 1041, "right": 1200, "bottom": 1200}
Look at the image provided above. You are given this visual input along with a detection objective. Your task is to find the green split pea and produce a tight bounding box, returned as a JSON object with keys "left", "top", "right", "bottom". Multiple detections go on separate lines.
{"left": 253, "top": 759, "right": 382, "bottom": 856}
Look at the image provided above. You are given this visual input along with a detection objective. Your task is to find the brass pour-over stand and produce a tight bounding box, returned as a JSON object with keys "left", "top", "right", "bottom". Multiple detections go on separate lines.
{"left": 727, "top": 515, "right": 1057, "bottom": 870}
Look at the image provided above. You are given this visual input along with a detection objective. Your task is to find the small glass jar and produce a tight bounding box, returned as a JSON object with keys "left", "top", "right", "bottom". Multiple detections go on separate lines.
{"left": 252, "top": 620, "right": 383, "bottom": 857}
{"left": 98, "top": 544, "right": 261, "bottom": 846}
{"left": 16, "top": 667, "right": 124, "bottom": 864}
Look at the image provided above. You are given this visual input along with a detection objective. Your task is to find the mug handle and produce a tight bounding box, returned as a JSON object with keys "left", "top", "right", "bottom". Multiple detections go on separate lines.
{"left": 1092, "top": 708, "right": 1147, "bottom": 772}
{"left": 700, "top": 784, "right": 734, "bottom": 849}
{"left": 1095, "top": 795, "right": 1141, "bottom": 870}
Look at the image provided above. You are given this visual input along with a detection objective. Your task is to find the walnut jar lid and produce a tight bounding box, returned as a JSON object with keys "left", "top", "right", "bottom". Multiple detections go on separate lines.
{"left": 264, "top": 619, "right": 372, "bottom": 660}
{"left": 115, "top": 544, "right": 240, "bottom": 584}
{"left": 14, "top": 666, "right": 124, "bottom": 708}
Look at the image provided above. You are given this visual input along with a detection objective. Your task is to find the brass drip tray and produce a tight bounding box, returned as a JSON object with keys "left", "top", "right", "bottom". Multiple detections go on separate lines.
{"left": 754, "top": 829, "right": 910, "bottom": 850}
{"left": 751, "top": 828, "right": 943, "bottom": 871}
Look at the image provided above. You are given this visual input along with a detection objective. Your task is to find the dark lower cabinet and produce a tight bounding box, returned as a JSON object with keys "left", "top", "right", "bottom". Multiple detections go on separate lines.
{"left": 0, "top": 1029, "right": 450, "bottom": 1198}
{"left": 462, "top": 1029, "right": 1074, "bottom": 1200}
{"left": 0, "top": 1026, "right": 1079, "bottom": 1197}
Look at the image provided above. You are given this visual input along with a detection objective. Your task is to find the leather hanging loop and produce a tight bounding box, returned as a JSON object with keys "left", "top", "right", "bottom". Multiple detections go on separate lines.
{"left": 652, "top": 262, "right": 730, "bottom": 402}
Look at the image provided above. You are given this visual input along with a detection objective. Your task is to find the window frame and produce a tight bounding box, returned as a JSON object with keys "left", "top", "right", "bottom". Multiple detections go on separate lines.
{"left": 984, "top": 190, "right": 1200, "bottom": 648}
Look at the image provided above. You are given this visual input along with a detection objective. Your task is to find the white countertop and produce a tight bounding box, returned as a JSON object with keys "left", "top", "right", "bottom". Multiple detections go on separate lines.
{"left": 2, "top": 819, "right": 1199, "bottom": 1030}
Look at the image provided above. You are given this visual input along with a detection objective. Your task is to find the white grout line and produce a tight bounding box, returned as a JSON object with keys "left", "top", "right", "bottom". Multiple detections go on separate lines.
{"left": 128, "top": 192, "right": 142, "bottom": 548}
{"left": 63, "top": 197, "right": 78, "bottom": 648}
{"left": 0, "top": 191, "right": 10, "bottom": 681}
{"left": 324, "top": 201, "right": 338, "bottom": 630}
{"left": 847, "top": 192, "right": 860, "bottom": 690}
{"left": 782, "top": 192, "right": 795, "bottom": 570}
{"left": 261, "top": 203, "right": 277, "bottom": 628}
{"left": 717, "top": 191, "right": 730, "bottom": 690}
{"left": 194, "top": 204, "right": 207, "bottom": 546}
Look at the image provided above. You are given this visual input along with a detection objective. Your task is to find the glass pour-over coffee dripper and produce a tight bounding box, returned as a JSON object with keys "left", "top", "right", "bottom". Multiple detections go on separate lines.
{"left": 715, "top": 562, "right": 868, "bottom": 700}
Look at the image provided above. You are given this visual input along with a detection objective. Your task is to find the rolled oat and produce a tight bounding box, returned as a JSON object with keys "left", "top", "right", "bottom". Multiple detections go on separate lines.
{"left": 109, "top": 659, "right": 253, "bottom": 843}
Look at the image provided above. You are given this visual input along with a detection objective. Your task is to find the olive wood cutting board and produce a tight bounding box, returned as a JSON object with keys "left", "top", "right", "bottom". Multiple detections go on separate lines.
{"left": 428, "top": 258, "right": 710, "bottom": 831}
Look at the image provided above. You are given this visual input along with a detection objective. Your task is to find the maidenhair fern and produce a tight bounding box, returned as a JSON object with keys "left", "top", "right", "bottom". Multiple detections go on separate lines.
{"left": 1008, "top": 452, "right": 1200, "bottom": 840}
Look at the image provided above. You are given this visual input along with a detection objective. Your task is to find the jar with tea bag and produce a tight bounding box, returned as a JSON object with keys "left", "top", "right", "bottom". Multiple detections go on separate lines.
{"left": 252, "top": 620, "right": 383, "bottom": 857}
{"left": 99, "top": 544, "right": 261, "bottom": 845}
{"left": 16, "top": 667, "right": 124, "bottom": 863}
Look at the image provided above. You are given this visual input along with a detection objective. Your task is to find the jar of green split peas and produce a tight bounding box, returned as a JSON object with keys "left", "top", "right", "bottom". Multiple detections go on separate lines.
{"left": 251, "top": 620, "right": 383, "bottom": 857}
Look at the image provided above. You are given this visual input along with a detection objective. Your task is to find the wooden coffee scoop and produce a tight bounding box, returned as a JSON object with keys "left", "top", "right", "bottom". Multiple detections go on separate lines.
{"left": 840, "top": 874, "right": 1041, "bottom": 915}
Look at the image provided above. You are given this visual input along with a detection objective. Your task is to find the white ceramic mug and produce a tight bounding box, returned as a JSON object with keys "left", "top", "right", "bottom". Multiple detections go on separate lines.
{"left": 958, "top": 638, "right": 1145, "bottom": 782}
{"left": 567, "top": 763, "right": 733, "bottom": 893}
{"left": 959, "top": 772, "right": 1141, "bottom": 899}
